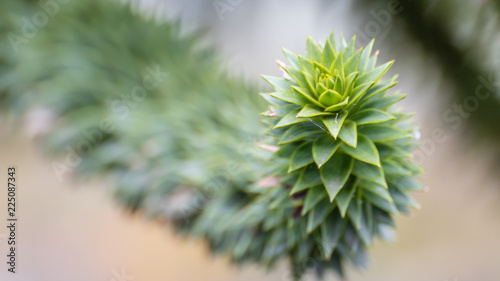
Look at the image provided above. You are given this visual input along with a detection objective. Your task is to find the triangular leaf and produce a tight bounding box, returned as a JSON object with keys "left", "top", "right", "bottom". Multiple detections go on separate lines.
{"left": 389, "top": 185, "right": 421, "bottom": 210}
{"left": 312, "top": 134, "right": 341, "bottom": 168}
{"left": 355, "top": 61, "right": 393, "bottom": 88}
{"left": 355, "top": 211, "right": 371, "bottom": 246}
{"left": 282, "top": 47, "right": 302, "bottom": 70}
{"left": 346, "top": 198, "right": 362, "bottom": 229}
{"left": 348, "top": 82, "right": 373, "bottom": 107}
{"left": 335, "top": 178, "right": 357, "bottom": 217}
{"left": 334, "top": 72, "right": 344, "bottom": 94}
{"left": 338, "top": 120, "right": 357, "bottom": 147}
{"left": 298, "top": 56, "right": 316, "bottom": 78}
{"left": 328, "top": 31, "right": 338, "bottom": 53}
{"left": 358, "top": 125, "right": 410, "bottom": 142}
{"left": 344, "top": 48, "right": 362, "bottom": 75}
{"left": 360, "top": 94, "right": 406, "bottom": 111}
{"left": 262, "top": 75, "right": 297, "bottom": 91}
{"left": 318, "top": 90, "right": 342, "bottom": 107}
{"left": 352, "top": 161, "right": 388, "bottom": 189}
{"left": 376, "top": 143, "right": 412, "bottom": 158}
{"left": 322, "top": 111, "right": 347, "bottom": 139}
{"left": 320, "top": 152, "right": 354, "bottom": 201}
{"left": 361, "top": 79, "right": 398, "bottom": 101}
{"left": 290, "top": 165, "right": 322, "bottom": 194}
{"left": 382, "top": 159, "right": 412, "bottom": 177}
{"left": 279, "top": 123, "right": 322, "bottom": 144}
{"left": 330, "top": 52, "right": 344, "bottom": 78}
{"left": 297, "top": 104, "right": 332, "bottom": 118}
{"left": 357, "top": 39, "right": 374, "bottom": 73}
{"left": 342, "top": 71, "right": 359, "bottom": 99}
{"left": 285, "top": 67, "right": 316, "bottom": 93}
{"left": 341, "top": 134, "right": 380, "bottom": 167}
{"left": 289, "top": 142, "right": 314, "bottom": 172}
{"left": 363, "top": 189, "right": 398, "bottom": 214}
{"left": 274, "top": 108, "right": 308, "bottom": 128}
{"left": 302, "top": 185, "right": 327, "bottom": 215}
{"left": 307, "top": 36, "right": 323, "bottom": 62}
{"left": 324, "top": 98, "right": 349, "bottom": 112}
{"left": 350, "top": 109, "right": 395, "bottom": 125}
{"left": 322, "top": 40, "right": 336, "bottom": 69}
{"left": 270, "top": 90, "right": 309, "bottom": 106}
{"left": 319, "top": 212, "right": 346, "bottom": 259}
{"left": 260, "top": 93, "right": 288, "bottom": 106}
{"left": 342, "top": 35, "right": 356, "bottom": 63}
{"left": 307, "top": 198, "right": 335, "bottom": 233}
{"left": 291, "top": 86, "right": 325, "bottom": 108}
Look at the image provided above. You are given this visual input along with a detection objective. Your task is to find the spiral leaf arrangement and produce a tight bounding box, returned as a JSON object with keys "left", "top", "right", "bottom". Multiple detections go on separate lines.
{"left": 254, "top": 32, "right": 423, "bottom": 277}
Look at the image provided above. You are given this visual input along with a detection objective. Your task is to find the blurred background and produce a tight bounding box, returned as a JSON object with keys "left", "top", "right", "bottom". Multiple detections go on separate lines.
{"left": 1, "top": 0, "right": 500, "bottom": 280}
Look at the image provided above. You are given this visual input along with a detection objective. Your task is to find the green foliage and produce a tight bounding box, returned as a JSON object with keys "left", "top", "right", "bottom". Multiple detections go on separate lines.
{"left": 0, "top": 0, "right": 266, "bottom": 223}
{"left": 0, "top": 1, "right": 423, "bottom": 279}
{"left": 245, "top": 32, "right": 423, "bottom": 278}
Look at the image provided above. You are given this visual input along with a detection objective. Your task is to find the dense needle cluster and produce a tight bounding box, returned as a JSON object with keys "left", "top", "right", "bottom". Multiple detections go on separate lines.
{"left": 252, "top": 32, "right": 423, "bottom": 277}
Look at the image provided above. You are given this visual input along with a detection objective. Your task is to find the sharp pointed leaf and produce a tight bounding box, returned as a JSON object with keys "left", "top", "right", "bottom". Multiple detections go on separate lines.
{"left": 324, "top": 98, "right": 349, "bottom": 112}
{"left": 290, "top": 165, "right": 322, "bottom": 194}
{"left": 289, "top": 142, "right": 314, "bottom": 172}
{"left": 335, "top": 178, "right": 357, "bottom": 217}
{"left": 285, "top": 67, "right": 315, "bottom": 93}
{"left": 344, "top": 48, "right": 362, "bottom": 75}
{"left": 302, "top": 185, "right": 327, "bottom": 215}
{"left": 320, "top": 152, "right": 353, "bottom": 201}
{"left": 358, "top": 125, "right": 410, "bottom": 142}
{"left": 274, "top": 108, "right": 308, "bottom": 128}
{"left": 322, "top": 111, "right": 347, "bottom": 138}
{"left": 342, "top": 35, "right": 356, "bottom": 63}
{"left": 355, "top": 61, "right": 393, "bottom": 88}
{"left": 307, "top": 36, "right": 323, "bottom": 62}
{"left": 352, "top": 161, "right": 388, "bottom": 188}
{"left": 322, "top": 40, "right": 336, "bottom": 69}
{"left": 312, "top": 134, "right": 341, "bottom": 167}
{"left": 270, "top": 90, "right": 309, "bottom": 106}
{"left": 351, "top": 109, "right": 395, "bottom": 125}
{"left": 320, "top": 212, "right": 346, "bottom": 259}
{"left": 346, "top": 198, "right": 362, "bottom": 229}
{"left": 298, "top": 55, "right": 315, "bottom": 76}
{"left": 363, "top": 189, "right": 398, "bottom": 214}
{"left": 338, "top": 120, "right": 357, "bottom": 147}
{"left": 357, "top": 39, "right": 374, "bottom": 73}
{"left": 341, "top": 134, "right": 380, "bottom": 167}
{"left": 262, "top": 75, "right": 297, "bottom": 91}
{"left": 279, "top": 123, "right": 322, "bottom": 144}
{"left": 307, "top": 198, "right": 335, "bottom": 233}
{"left": 291, "top": 86, "right": 325, "bottom": 108}
{"left": 282, "top": 48, "right": 302, "bottom": 70}
{"left": 297, "top": 104, "right": 332, "bottom": 118}
{"left": 318, "top": 90, "right": 342, "bottom": 106}
{"left": 361, "top": 79, "right": 398, "bottom": 101}
{"left": 360, "top": 94, "right": 406, "bottom": 110}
